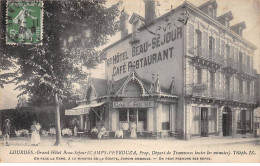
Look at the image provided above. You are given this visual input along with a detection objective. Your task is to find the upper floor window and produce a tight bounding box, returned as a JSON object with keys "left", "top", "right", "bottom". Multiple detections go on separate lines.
{"left": 196, "top": 30, "right": 202, "bottom": 48}
{"left": 225, "top": 44, "right": 230, "bottom": 59}
{"left": 208, "top": 5, "right": 216, "bottom": 18}
{"left": 197, "top": 68, "right": 202, "bottom": 84}
{"left": 209, "top": 36, "right": 215, "bottom": 57}
{"left": 239, "top": 79, "right": 243, "bottom": 94}
{"left": 225, "top": 18, "right": 230, "bottom": 27}
{"left": 247, "top": 82, "right": 250, "bottom": 96}
{"left": 247, "top": 56, "right": 250, "bottom": 68}
{"left": 239, "top": 51, "right": 243, "bottom": 66}
{"left": 210, "top": 72, "right": 215, "bottom": 90}
{"left": 226, "top": 76, "right": 230, "bottom": 92}
{"left": 238, "top": 27, "right": 243, "bottom": 36}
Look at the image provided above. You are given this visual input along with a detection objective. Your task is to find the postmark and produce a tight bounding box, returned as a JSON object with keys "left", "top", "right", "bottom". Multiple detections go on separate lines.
{"left": 6, "top": 0, "right": 43, "bottom": 45}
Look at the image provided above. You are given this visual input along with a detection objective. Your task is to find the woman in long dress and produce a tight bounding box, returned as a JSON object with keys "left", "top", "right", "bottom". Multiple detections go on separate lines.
{"left": 130, "top": 122, "right": 137, "bottom": 139}
{"left": 31, "top": 121, "right": 41, "bottom": 146}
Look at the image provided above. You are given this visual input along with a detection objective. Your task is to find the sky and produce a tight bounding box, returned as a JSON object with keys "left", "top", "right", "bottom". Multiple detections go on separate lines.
{"left": 0, "top": 0, "right": 259, "bottom": 109}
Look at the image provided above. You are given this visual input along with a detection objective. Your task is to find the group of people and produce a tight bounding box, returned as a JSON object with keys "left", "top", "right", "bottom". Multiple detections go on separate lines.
{"left": 91, "top": 125, "right": 107, "bottom": 139}
{"left": 2, "top": 119, "right": 41, "bottom": 146}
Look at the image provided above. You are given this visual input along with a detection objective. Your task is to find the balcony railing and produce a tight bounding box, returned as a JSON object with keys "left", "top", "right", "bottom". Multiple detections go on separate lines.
{"left": 185, "top": 84, "right": 256, "bottom": 104}
{"left": 223, "top": 58, "right": 256, "bottom": 76}
{"left": 240, "top": 64, "right": 256, "bottom": 76}
{"left": 189, "top": 47, "right": 224, "bottom": 64}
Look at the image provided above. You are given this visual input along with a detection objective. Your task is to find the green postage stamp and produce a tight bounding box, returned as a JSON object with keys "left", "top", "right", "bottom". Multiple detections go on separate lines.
{"left": 6, "top": 0, "right": 43, "bottom": 45}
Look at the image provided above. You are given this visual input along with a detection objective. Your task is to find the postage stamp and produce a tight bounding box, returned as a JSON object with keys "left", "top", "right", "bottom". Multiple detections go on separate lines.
{"left": 6, "top": 0, "right": 43, "bottom": 45}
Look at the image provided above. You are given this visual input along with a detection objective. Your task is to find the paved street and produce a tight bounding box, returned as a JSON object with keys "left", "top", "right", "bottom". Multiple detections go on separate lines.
{"left": 0, "top": 134, "right": 259, "bottom": 163}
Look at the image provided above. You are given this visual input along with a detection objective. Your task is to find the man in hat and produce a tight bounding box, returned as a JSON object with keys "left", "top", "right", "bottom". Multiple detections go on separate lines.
{"left": 3, "top": 119, "right": 11, "bottom": 146}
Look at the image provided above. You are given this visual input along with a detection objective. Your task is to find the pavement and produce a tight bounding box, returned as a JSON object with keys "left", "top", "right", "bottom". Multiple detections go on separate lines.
{"left": 0, "top": 133, "right": 259, "bottom": 163}
{"left": 1, "top": 133, "right": 259, "bottom": 147}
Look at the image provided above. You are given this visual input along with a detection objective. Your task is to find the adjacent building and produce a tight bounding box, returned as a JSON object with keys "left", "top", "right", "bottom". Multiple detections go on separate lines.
{"left": 65, "top": 0, "right": 258, "bottom": 139}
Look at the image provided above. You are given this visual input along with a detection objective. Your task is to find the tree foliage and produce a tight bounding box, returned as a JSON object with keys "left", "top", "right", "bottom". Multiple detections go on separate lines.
{"left": 0, "top": 0, "right": 122, "bottom": 145}
{"left": 0, "top": 0, "right": 121, "bottom": 101}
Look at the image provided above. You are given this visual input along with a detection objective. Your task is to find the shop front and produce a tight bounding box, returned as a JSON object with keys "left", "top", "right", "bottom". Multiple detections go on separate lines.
{"left": 65, "top": 69, "right": 179, "bottom": 139}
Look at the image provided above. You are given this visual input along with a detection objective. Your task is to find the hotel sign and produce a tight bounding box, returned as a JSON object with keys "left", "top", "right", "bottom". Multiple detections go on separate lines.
{"left": 113, "top": 101, "right": 154, "bottom": 108}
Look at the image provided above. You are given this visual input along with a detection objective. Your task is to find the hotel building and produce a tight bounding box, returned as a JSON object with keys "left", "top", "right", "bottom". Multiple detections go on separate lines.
{"left": 65, "top": 0, "right": 258, "bottom": 139}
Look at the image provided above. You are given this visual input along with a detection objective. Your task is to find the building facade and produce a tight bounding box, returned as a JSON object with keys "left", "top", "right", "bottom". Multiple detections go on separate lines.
{"left": 65, "top": 0, "right": 258, "bottom": 139}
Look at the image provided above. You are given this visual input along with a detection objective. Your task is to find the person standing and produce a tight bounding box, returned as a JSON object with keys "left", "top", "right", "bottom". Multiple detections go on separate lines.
{"left": 31, "top": 121, "right": 41, "bottom": 146}
{"left": 130, "top": 122, "right": 137, "bottom": 139}
{"left": 3, "top": 119, "right": 11, "bottom": 146}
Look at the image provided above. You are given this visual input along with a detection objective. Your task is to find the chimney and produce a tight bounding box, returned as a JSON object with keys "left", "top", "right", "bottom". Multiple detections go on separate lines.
{"left": 120, "top": 11, "right": 129, "bottom": 39}
{"left": 144, "top": 0, "right": 155, "bottom": 25}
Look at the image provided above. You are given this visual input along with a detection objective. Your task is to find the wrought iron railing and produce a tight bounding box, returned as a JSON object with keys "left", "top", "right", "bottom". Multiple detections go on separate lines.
{"left": 223, "top": 58, "right": 256, "bottom": 76}
{"left": 185, "top": 84, "right": 256, "bottom": 104}
{"left": 189, "top": 47, "right": 224, "bottom": 64}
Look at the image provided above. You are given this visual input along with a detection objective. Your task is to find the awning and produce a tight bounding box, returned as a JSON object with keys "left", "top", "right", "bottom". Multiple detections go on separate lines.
{"left": 65, "top": 102, "right": 105, "bottom": 116}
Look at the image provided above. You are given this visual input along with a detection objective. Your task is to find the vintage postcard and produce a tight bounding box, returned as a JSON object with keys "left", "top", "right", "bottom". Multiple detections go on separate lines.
{"left": 0, "top": 0, "right": 259, "bottom": 163}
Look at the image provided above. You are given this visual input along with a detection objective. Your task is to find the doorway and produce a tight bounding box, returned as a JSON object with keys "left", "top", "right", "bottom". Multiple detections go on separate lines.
{"left": 201, "top": 107, "right": 208, "bottom": 137}
{"left": 222, "top": 107, "right": 232, "bottom": 136}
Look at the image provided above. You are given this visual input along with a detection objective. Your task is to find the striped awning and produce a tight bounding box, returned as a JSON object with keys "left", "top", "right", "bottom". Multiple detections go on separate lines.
{"left": 65, "top": 102, "right": 105, "bottom": 115}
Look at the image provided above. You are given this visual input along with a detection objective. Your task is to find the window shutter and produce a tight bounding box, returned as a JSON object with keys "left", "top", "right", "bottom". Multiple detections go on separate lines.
{"left": 188, "top": 23, "right": 194, "bottom": 53}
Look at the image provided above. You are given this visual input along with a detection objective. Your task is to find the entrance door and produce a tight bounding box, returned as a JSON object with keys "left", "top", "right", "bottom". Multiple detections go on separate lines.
{"left": 241, "top": 110, "right": 247, "bottom": 134}
{"left": 222, "top": 107, "right": 232, "bottom": 136}
{"left": 201, "top": 107, "right": 208, "bottom": 137}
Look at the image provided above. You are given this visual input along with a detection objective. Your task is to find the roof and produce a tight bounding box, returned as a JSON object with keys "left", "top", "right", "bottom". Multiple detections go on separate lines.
{"left": 230, "top": 21, "right": 247, "bottom": 30}
{"left": 217, "top": 11, "right": 233, "bottom": 21}
{"left": 104, "top": 1, "right": 257, "bottom": 52}
{"left": 198, "top": 0, "right": 218, "bottom": 9}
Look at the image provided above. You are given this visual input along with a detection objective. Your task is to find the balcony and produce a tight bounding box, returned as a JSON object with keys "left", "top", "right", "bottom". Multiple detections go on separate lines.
{"left": 189, "top": 47, "right": 224, "bottom": 65}
{"left": 185, "top": 83, "right": 224, "bottom": 99}
{"left": 185, "top": 84, "right": 256, "bottom": 104}
{"left": 223, "top": 58, "right": 239, "bottom": 70}
{"left": 223, "top": 58, "right": 256, "bottom": 77}
{"left": 239, "top": 64, "right": 257, "bottom": 77}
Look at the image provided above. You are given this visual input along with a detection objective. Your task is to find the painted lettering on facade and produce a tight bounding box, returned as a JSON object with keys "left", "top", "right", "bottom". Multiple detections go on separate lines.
{"left": 113, "top": 101, "right": 154, "bottom": 108}
{"left": 107, "top": 26, "right": 183, "bottom": 77}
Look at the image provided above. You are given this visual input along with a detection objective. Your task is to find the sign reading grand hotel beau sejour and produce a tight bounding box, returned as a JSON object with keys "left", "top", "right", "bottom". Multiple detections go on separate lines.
{"left": 106, "top": 22, "right": 183, "bottom": 77}
{"left": 113, "top": 101, "right": 155, "bottom": 108}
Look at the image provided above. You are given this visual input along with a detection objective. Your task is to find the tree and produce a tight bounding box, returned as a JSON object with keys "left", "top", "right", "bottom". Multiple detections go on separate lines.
{"left": 0, "top": 0, "right": 122, "bottom": 145}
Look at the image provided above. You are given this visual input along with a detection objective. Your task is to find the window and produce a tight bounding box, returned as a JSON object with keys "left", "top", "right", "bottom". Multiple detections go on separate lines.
{"left": 208, "top": 5, "right": 213, "bottom": 18}
{"left": 239, "top": 27, "right": 243, "bottom": 36}
{"left": 162, "top": 104, "right": 170, "bottom": 130}
{"left": 247, "top": 56, "right": 250, "bottom": 68}
{"left": 209, "top": 36, "right": 215, "bottom": 58}
{"left": 226, "top": 76, "right": 230, "bottom": 92}
{"left": 225, "top": 18, "right": 230, "bottom": 27}
{"left": 119, "top": 110, "right": 127, "bottom": 121}
{"left": 239, "top": 51, "right": 243, "bottom": 67}
{"left": 239, "top": 79, "right": 243, "bottom": 94}
{"left": 225, "top": 44, "right": 230, "bottom": 59}
{"left": 247, "top": 82, "right": 250, "bottom": 96}
{"left": 210, "top": 72, "right": 215, "bottom": 90}
{"left": 196, "top": 30, "right": 202, "bottom": 49}
{"left": 197, "top": 68, "right": 202, "bottom": 84}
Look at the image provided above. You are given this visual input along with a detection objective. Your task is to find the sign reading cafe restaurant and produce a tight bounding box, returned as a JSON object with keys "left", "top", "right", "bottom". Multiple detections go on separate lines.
{"left": 106, "top": 26, "right": 183, "bottom": 77}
